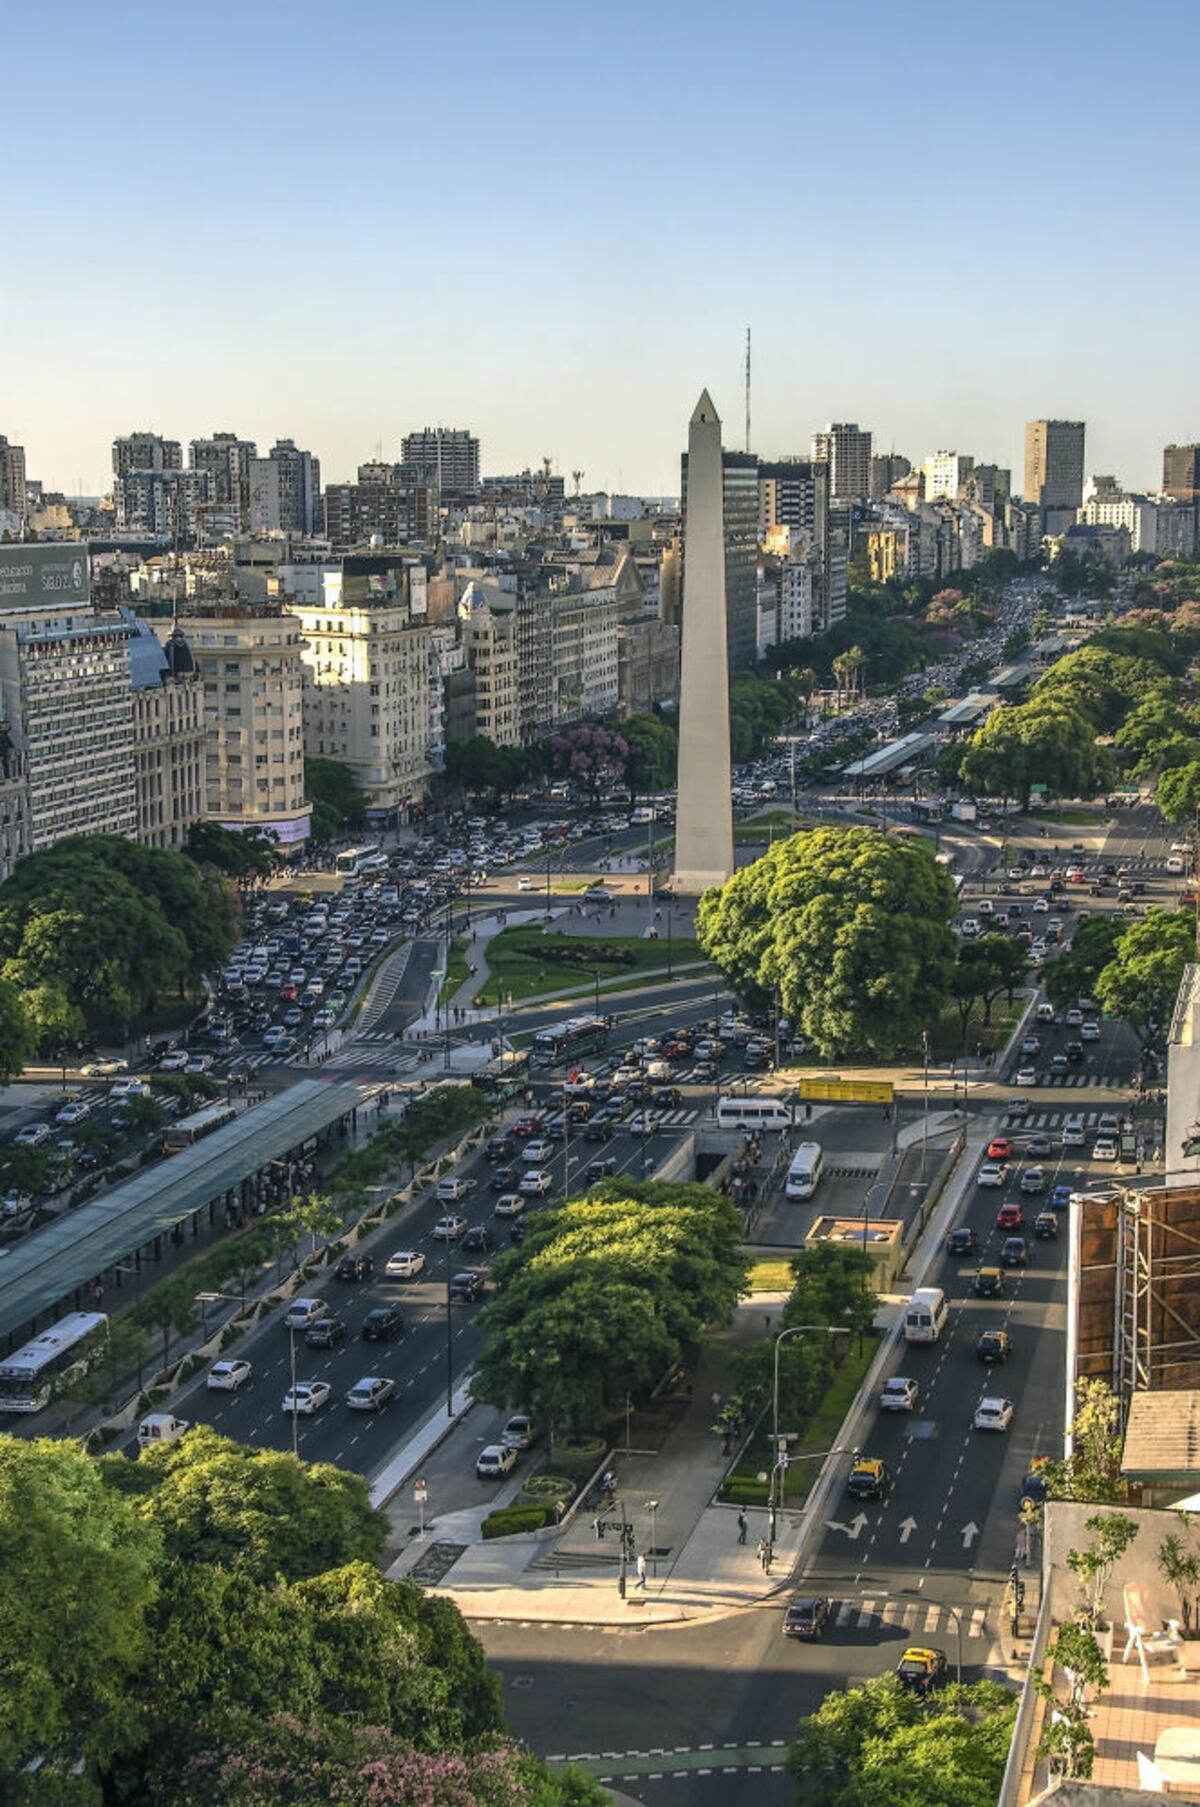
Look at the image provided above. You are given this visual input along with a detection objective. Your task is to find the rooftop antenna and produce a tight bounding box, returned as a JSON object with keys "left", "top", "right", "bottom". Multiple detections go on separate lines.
{"left": 745, "top": 325, "right": 751, "bottom": 454}
{"left": 572, "top": 469, "right": 584, "bottom": 495}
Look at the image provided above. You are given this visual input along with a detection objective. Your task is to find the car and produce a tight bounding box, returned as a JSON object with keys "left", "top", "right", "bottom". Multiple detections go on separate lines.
{"left": 207, "top": 1358, "right": 253, "bottom": 1391}
{"left": 1080, "top": 1020, "right": 1100, "bottom": 1041}
{"left": 1020, "top": 1166, "right": 1046, "bottom": 1195}
{"left": 976, "top": 1329, "right": 1011, "bottom": 1364}
{"left": 996, "top": 1201, "right": 1024, "bottom": 1229}
{"left": 361, "top": 1306, "right": 404, "bottom": 1342}
{"left": 1007, "top": 1096, "right": 1030, "bottom": 1118}
{"left": 56, "top": 1101, "right": 91, "bottom": 1126}
{"left": 1015, "top": 1065, "right": 1038, "bottom": 1086}
{"left": 489, "top": 1164, "right": 518, "bottom": 1193}
{"left": 973, "top": 1266, "right": 1004, "bottom": 1298}
{"left": 977, "top": 1163, "right": 1006, "bottom": 1188}
{"left": 586, "top": 1156, "right": 618, "bottom": 1181}
{"left": 895, "top": 1646, "right": 948, "bottom": 1695}
{"left": 1064, "top": 1007, "right": 1084, "bottom": 1027}
{"left": 1020, "top": 1458, "right": 1051, "bottom": 1506}
{"left": 493, "top": 1193, "right": 525, "bottom": 1219}
{"left": 305, "top": 1317, "right": 346, "bottom": 1349}
{"left": 521, "top": 1139, "right": 555, "bottom": 1164}
{"left": 879, "top": 1377, "right": 920, "bottom": 1412}
{"left": 974, "top": 1395, "right": 1014, "bottom": 1432}
{"left": 335, "top": 1253, "right": 374, "bottom": 1281}
{"left": 385, "top": 1249, "right": 426, "bottom": 1278}
{"left": 284, "top": 1297, "right": 328, "bottom": 1331}
{"left": 436, "top": 1176, "right": 471, "bottom": 1203}
{"left": 282, "top": 1380, "right": 331, "bottom": 1416}
{"left": 1025, "top": 1132, "right": 1053, "bottom": 1157}
{"left": 81, "top": 1058, "right": 127, "bottom": 1077}
{"left": 346, "top": 1376, "right": 395, "bottom": 1412}
{"left": 1061, "top": 1118, "right": 1086, "bottom": 1148}
{"left": 449, "top": 1270, "right": 484, "bottom": 1303}
{"left": 846, "top": 1457, "right": 890, "bottom": 1499}
{"left": 462, "top": 1224, "right": 496, "bottom": 1255}
{"left": 783, "top": 1594, "right": 832, "bottom": 1640}
{"left": 13, "top": 1123, "right": 49, "bottom": 1147}
{"left": 432, "top": 1214, "right": 467, "bottom": 1241}
{"left": 946, "top": 1225, "right": 978, "bottom": 1255}
{"left": 476, "top": 1442, "right": 520, "bottom": 1479}
{"left": 1065, "top": 1039, "right": 1084, "bottom": 1062}
{"left": 502, "top": 1412, "right": 535, "bottom": 1449}
{"left": 1033, "top": 898, "right": 1050, "bottom": 915}
{"left": 1034, "top": 1211, "right": 1059, "bottom": 1240}
{"left": 519, "top": 1169, "right": 553, "bottom": 1196}
{"left": 1000, "top": 1235, "right": 1028, "bottom": 1267}
{"left": 987, "top": 1137, "right": 1014, "bottom": 1161}
{"left": 1020, "top": 1036, "right": 1040, "bottom": 1057}
{"left": 1051, "top": 1183, "right": 1073, "bottom": 1210}
{"left": 1049, "top": 1053, "right": 1069, "bottom": 1074}
{"left": 1093, "top": 1136, "right": 1119, "bottom": 1161}
{"left": 513, "top": 1113, "right": 545, "bottom": 1138}
{"left": 485, "top": 1135, "right": 515, "bottom": 1161}
{"left": 1097, "top": 1112, "right": 1120, "bottom": 1136}
{"left": 159, "top": 1050, "right": 189, "bottom": 1072}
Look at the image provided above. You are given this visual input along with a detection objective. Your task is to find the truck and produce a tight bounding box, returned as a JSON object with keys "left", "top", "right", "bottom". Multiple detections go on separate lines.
{"left": 137, "top": 1412, "right": 189, "bottom": 1450}
{"left": 903, "top": 1286, "right": 948, "bottom": 1344}
{"left": 949, "top": 800, "right": 977, "bottom": 823}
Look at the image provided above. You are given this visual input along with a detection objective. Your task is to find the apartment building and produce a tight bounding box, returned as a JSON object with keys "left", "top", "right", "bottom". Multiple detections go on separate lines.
{"left": 249, "top": 441, "right": 322, "bottom": 536}
{"left": 182, "top": 605, "right": 310, "bottom": 848}
{"left": 921, "top": 450, "right": 974, "bottom": 501}
{"left": 189, "top": 433, "right": 257, "bottom": 528}
{"left": 811, "top": 422, "right": 872, "bottom": 502}
{"left": 112, "top": 432, "right": 182, "bottom": 481}
{"left": 0, "top": 436, "right": 27, "bottom": 526}
{"left": 458, "top": 582, "right": 520, "bottom": 746}
{"left": 128, "top": 616, "right": 205, "bottom": 849}
{"left": 1024, "top": 419, "right": 1085, "bottom": 520}
{"left": 680, "top": 448, "right": 758, "bottom": 668}
{"left": 323, "top": 464, "right": 436, "bottom": 549}
{"left": 116, "top": 467, "right": 213, "bottom": 541}
{"left": 401, "top": 428, "right": 480, "bottom": 502}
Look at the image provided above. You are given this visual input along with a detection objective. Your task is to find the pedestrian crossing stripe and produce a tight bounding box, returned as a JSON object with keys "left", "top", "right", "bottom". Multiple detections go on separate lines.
{"left": 836, "top": 1600, "right": 988, "bottom": 1638}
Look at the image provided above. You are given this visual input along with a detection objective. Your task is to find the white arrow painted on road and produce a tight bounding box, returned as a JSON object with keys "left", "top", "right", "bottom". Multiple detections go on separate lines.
{"left": 898, "top": 1516, "right": 918, "bottom": 1544}
{"left": 825, "top": 1512, "right": 870, "bottom": 1540}
{"left": 961, "top": 1520, "right": 979, "bottom": 1549}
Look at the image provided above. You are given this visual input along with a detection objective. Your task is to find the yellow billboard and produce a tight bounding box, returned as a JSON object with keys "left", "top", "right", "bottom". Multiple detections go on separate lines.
{"left": 799, "top": 1078, "right": 894, "bottom": 1105}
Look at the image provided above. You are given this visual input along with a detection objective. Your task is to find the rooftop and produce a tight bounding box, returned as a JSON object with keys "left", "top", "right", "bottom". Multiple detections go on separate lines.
{"left": 842, "top": 730, "right": 939, "bottom": 779}
{"left": 1121, "top": 1390, "right": 1200, "bottom": 1482}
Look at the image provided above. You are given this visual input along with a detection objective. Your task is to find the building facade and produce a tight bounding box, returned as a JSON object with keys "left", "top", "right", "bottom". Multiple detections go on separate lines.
{"left": 323, "top": 465, "right": 436, "bottom": 549}
{"left": 1024, "top": 419, "right": 1085, "bottom": 512}
{"left": 249, "top": 441, "right": 321, "bottom": 536}
{"left": 112, "top": 432, "right": 182, "bottom": 481}
{"left": 0, "top": 436, "right": 27, "bottom": 526}
{"left": 921, "top": 450, "right": 974, "bottom": 501}
{"left": 401, "top": 428, "right": 480, "bottom": 502}
{"left": 869, "top": 452, "right": 911, "bottom": 498}
{"left": 458, "top": 583, "right": 520, "bottom": 745}
{"left": 189, "top": 433, "right": 257, "bottom": 527}
{"left": 811, "top": 422, "right": 872, "bottom": 502}
{"left": 128, "top": 618, "right": 205, "bottom": 849}
{"left": 116, "top": 468, "right": 213, "bottom": 541}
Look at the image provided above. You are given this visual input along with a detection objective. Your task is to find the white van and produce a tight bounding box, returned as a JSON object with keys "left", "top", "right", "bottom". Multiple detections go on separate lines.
{"left": 903, "top": 1286, "right": 948, "bottom": 1344}
{"left": 785, "top": 1142, "right": 823, "bottom": 1200}
{"left": 1036, "top": 1001, "right": 1056, "bottom": 1024}
{"left": 715, "top": 1095, "right": 792, "bottom": 1133}
{"left": 137, "top": 1412, "right": 189, "bottom": 1450}
{"left": 1168, "top": 855, "right": 1186, "bottom": 875}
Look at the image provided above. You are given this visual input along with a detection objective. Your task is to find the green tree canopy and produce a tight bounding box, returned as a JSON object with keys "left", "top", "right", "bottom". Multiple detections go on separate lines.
{"left": 185, "top": 820, "right": 278, "bottom": 881}
{"left": 1094, "top": 908, "right": 1196, "bottom": 1048}
{"left": 957, "top": 698, "right": 1108, "bottom": 808}
{"left": 615, "top": 714, "right": 678, "bottom": 794}
{"left": 304, "top": 757, "right": 368, "bottom": 838}
{"left": 1157, "top": 760, "right": 1200, "bottom": 824}
{"left": 1042, "top": 913, "right": 1124, "bottom": 1010}
{"left": 696, "top": 826, "right": 958, "bottom": 1059}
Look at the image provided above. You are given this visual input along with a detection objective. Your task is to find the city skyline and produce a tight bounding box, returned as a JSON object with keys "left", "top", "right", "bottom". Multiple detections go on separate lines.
{"left": 6, "top": 0, "right": 1200, "bottom": 494}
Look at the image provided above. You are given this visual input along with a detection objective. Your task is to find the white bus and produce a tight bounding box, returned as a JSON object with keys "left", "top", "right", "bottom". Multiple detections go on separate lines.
{"left": 715, "top": 1095, "right": 792, "bottom": 1133}
{"left": 785, "top": 1142, "right": 823, "bottom": 1200}
{"left": 903, "top": 1286, "right": 948, "bottom": 1344}
{"left": 0, "top": 1311, "right": 108, "bottom": 1414}
{"left": 335, "top": 844, "right": 384, "bottom": 877}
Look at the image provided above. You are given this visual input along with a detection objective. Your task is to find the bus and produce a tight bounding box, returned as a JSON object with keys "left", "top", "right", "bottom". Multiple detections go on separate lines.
{"left": 335, "top": 844, "right": 384, "bottom": 877}
{"left": 0, "top": 1312, "right": 107, "bottom": 1414}
{"left": 471, "top": 1050, "right": 531, "bottom": 1100}
{"left": 162, "top": 1100, "right": 238, "bottom": 1154}
{"left": 715, "top": 1095, "right": 792, "bottom": 1133}
{"left": 785, "top": 1141, "right": 824, "bottom": 1200}
{"left": 530, "top": 1015, "right": 611, "bottom": 1067}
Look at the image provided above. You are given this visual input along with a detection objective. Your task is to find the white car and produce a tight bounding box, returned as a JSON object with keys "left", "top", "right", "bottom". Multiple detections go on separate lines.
{"left": 976, "top": 1163, "right": 1006, "bottom": 1188}
{"left": 110, "top": 1078, "right": 150, "bottom": 1099}
{"left": 346, "top": 1376, "right": 395, "bottom": 1412}
{"left": 13, "top": 1123, "right": 49, "bottom": 1147}
{"left": 432, "top": 1214, "right": 467, "bottom": 1241}
{"left": 282, "top": 1380, "right": 331, "bottom": 1416}
{"left": 476, "top": 1442, "right": 519, "bottom": 1479}
{"left": 1065, "top": 1008, "right": 1084, "bottom": 1027}
{"left": 1080, "top": 1021, "right": 1100, "bottom": 1041}
{"left": 974, "top": 1396, "right": 1014, "bottom": 1433}
{"left": 1097, "top": 1113, "right": 1120, "bottom": 1136}
{"left": 81, "top": 1058, "right": 127, "bottom": 1077}
{"left": 436, "top": 1176, "right": 471, "bottom": 1203}
{"left": 627, "top": 1111, "right": 662, "bottom": 1134}
{"left": 284, "top": 1297, "right": 328, "bottom": 1330}
{"left": 502, "top": 1412, "right": 535, "bottom": 1449}
{"left": 493, "top": 1193, "right": 525, "bottom": 1218}
{"left": 1092, "top": 1136, "right": 1119, "bottom": 1161}
{"left": 519, "top": 1169, "right": 553, "bottom": 1196}
{"left": 879, "top": 1377, "right": 920, "bottom": 1412}
{"left": 1015, "top": 1065, "right": 1038, "bottom": 1086}
{"left": 517, "top": 876, "right": 533, "bottom": 890}
{"left": 1033, "top": 898, "right": 1050, "bottom": 914}
{"left": 1061, "top": 1118, "right": 1086, "bottom": 1148}
{"left": 158, "top": 1051, "right": 189, "bottom": 1072}
{"left": 56, "top": 1101, "right": 91, "bottom": 1126}
{"left": 207, "top": 1358, "right": 253, "bottom": 1392}
{"left": 521, "top": 1139, "right": 555, "bottom": 1163}
{"left": 385, "top": 1249, "right": 427, "bottom": 1279}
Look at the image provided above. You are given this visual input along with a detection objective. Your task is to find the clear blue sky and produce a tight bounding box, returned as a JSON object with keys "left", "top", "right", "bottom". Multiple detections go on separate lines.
{"left": 5, "top": 0, "right": 1199, "bottom": 497}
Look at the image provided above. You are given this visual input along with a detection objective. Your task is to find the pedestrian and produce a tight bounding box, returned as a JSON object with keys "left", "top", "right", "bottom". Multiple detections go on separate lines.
{"left": 737, "top": 1510, "right": 748, "bottom": 1545}
{"left": 756, "top": 1537, "right": 767, "bottom": 1568}
{"left": 635, "top": 1553, "right": 647, "bottom": 1589}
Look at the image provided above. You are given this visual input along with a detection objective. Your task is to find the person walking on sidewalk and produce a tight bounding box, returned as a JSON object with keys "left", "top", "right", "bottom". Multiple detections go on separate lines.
{"left": 635, "top": 1553, "right": 647, "bottom": 1590}
{"left": 737, "top": 1511, "right": 748, "bottom": 1545}
{"left": 756, "top": 1537, "right": 767, "bottom": 1568}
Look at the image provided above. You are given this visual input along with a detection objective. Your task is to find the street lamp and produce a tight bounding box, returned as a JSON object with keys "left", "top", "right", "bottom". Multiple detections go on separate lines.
{"left": 644, "top": 1497, "right": 660, "bottom": 1577}
{"left": 769, "top": 1324, "right": 850, "bottom": 1551}
{"left": 865, "top": 1589, "right": 963, "bottom": 1683}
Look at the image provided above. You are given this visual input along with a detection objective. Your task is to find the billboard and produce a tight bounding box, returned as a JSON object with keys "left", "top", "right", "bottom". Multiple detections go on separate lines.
{"left": 798, "top": 1077, "right": 894, "bottom": 1106}
{"left": 0, "top": 543, "right": 90, "bottom": 610}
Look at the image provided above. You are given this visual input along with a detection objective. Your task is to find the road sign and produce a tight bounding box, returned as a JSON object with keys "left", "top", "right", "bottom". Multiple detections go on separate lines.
{"left": 800, "top": 1077, "right": 894, "bottom": 1106}
{"left": 413, "top": 1479, "right": 428, "bottom": 1504}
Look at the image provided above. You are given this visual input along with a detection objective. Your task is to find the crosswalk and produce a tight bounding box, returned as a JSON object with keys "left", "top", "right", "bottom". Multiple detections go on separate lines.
{"left": 839, "top": 1598, "right": 989, "bottom": 1639}
{"left": 1011, "top": 1107, "right": 1121, "bottom": 1129}
{"left": 1009, "top": 1072, "right": 1124, "bottom": 1090}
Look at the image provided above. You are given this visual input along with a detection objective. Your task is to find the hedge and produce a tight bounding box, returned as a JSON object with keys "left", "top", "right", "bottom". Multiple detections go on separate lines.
{"left": 481, "top": 1503, "right": 558, "bottom": 1539}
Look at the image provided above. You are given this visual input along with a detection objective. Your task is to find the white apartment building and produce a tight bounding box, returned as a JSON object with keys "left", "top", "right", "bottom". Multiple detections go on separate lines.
{"left": 547, "top": 578, "right": 620, "bottom": 723}
{"left": 1077, "top": 488, "right": 1194, "bottom": 557}
{"left": 181, "top": 609, "right": 310, "bottom": 849}
{"left": 921, "top": 450, "right": 974, "bottom": 501}
{"left": 128, "top": 616, "right": 205, "bottom": 850}
{"left": 459, "top": 582, "right": 520, "bottom": 746}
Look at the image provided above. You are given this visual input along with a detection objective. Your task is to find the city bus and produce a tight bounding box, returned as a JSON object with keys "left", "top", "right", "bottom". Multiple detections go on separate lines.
{"left": 162, "top": 1100, "right": 238, "bottom": 1155}
{"left": 0, "top": 1311, "right": 108, "bottom": 1414}
{"left": 530, "top": 1015, "right": 611, "bottom": 1067}
{"left": 335, "top": 844, "right": 384, "bottom": 877}
{"left": 471, "top": 1050, "right": 531, "bottom": 1101}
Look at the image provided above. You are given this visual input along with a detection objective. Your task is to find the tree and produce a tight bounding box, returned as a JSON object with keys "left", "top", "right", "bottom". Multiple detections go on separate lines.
{"left": 951, "top": 936, "right": 1029, "bottom": 1035}
{"left": 958, "top": 698, "right": 1108, "bottom": 808}
{"left": 304, "top": 757, "right": 367, "bottom": 837}
{"left": 285, "top": 1191, "right": 342, "bottom": 1259}
{"left": 1094, "top": 908, "right": 1195, "bottom": 1048}
{"left": 1113, "top": 693, "right": 1193, "bottom": 775}
{"left": 185, "top": 820, "right": 277, "bottom": 881}
{"left": 546, "top": 724, "right": 628, "bottom": 801}
{"left": 1042, "top": 913, "right": 1124, "bottom": 1011}
{"left": 0, "top": 1437, "right": 160, "bottom": 1785}
{"left": 1042, "top": 1379, "right": 1124, "bottom": 1504}
{"left": 616, "top": 714, "right": 677, "bottom": 795}
{"left": 734, "top": 1245, "right": 873, "bottom": 1431}
{"left": 0, "top": 973, "right": 32, "bottom": 1081}
{"left": 20, "top": 980, "right": 83, "bottom": 1063}
{"left": 788, "top": 1674, "right": 1016, "bottom": 1807}
{"left": 1067, "top": 1513, "right": 1139, "bottom": 1628}
{"left": 696, "top": 827, "right": 958, "bottom": 1059}
{"left": 1156, "top": 759, "right": 1200, "bottom": 824}
{"left": 134, "top": 1273, "right": 197, "bottom": 1369}
{"left": 1035, "top": 1622, "right": 1108, "bottom": 1780}
{"left": 1002, "top": 625, "right": 1032, "bottom": 660}
{"left": 118, "top": 1427, "right": 386, "bottom": 1583}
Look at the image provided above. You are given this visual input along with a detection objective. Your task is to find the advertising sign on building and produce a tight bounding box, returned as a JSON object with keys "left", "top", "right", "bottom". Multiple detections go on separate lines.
{"left": 409, "top": 568, "right": 428, "bottom": 617}
{"left": 0, "top": 543, "right": 90, "bottom": 610}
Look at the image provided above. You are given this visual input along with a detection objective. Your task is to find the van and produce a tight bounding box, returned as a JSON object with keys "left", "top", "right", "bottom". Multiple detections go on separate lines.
{"left": 785, "top": 1141, "right": 823, "bottom": 1200}
{"left": 715, "top": 1095, "right": 792, "bottom": 1133}
{"left": 903, "top": 1287, "right": 948, "bottom": 1344}
{"left": 137, "top": 1412, "right": 189, "bottom": 1450}
{"left": 1035, "top": 1002, "right": 1056, "bottom": 1024}
{"left": 1168, "top": 855, "right": 1186, "bottom": 875}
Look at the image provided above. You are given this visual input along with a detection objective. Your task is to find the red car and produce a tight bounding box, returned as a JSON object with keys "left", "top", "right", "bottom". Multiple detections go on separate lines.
{"left": 513, "top": 1113, "right": 544, "bottom": 1139}
{"left": 996, "top": 1201, "right": 1024, "bottom": 1230}
{"left": 987, "top": 1137, "right": 1014, "bottom": 1161}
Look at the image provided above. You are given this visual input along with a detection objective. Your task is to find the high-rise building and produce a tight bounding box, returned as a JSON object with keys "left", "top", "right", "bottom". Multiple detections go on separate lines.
{"left": 674, "top": 390, "right": 733, "bottom": 896}
{"left": 189, "top": 433, "right": 257, "bottom": 526}
{"left": 811, "top": 423, "right": 872, "bottom": 503}
{"left": 112, "top": 432, "right": 182, "bottom": 481}
{"left": 921, "top": 451, "right": 974, "bottom": 501}
{"left": 1163, "top": 444, "right": 1200, "bottom": 502}
{"left": 869, "top": 452, "right": 911, "bottom": 499}
{"left": 115, "top": 468, "right": 213, "bottom": 541}
{"left": 680, "top": 448, "right": 758, "bottom": 668}
{"left": 758, "top": 459, "right": 844, "bottom": 635}
{"left": 323, "top": 464, "right": 436, "bottom": 548}
{"left": 248, "top": 440, "right": 322, "bottom": 536}
{"left": 401, "top": 428, "right": 480, "bottom": 503}
{"left": 1024, "top": 420, "right": 1085, "bottom": 512}
{"left": 0, "top": 437, "right": 27, "bottom": 525}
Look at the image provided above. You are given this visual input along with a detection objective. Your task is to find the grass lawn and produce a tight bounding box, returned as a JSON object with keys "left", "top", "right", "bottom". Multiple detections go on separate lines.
{"left": 719, "top": 1334, "right": 879, "bottom": 1507}
{"left": 1027, "top": 805, "right": 1107, "bottom": 825}
{"left": 476, "top": 924, "right": 706, "bottom": 1006}
{"left": 440, "top": 937, "right": 470, "bottom": 1004}
{"left": 923, "top": 991, "right": 1028, "bottom": 1063}
{"left": 745, "top": 1258, "right": 795, "bottom": 1293}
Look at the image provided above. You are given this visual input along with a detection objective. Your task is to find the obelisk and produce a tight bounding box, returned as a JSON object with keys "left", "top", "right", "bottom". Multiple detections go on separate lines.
{"left": 673, "top": 389, "right": 734, "bottom": 894}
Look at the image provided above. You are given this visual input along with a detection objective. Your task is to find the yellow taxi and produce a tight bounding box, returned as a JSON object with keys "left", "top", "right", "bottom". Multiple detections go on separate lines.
{"left": 846, "top": 1456, "right": 890, "bottom": 1500}
{"left": 895, "top": 1645, "right": 947, "bottom": 1695}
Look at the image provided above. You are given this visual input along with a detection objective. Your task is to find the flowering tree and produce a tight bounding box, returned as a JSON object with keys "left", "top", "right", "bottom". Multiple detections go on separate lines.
{"left": 547, "top": 724, "right": 629, "bottom": 801}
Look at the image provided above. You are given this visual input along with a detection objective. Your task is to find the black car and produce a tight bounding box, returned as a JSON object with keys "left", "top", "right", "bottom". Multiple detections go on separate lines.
{"left": 783, "top": 1594, "right": 831, "bottom": 1640}
{"left": 1034, "top": 1212, "right": 1059, "bottom": 1240}
{"left": 485, "top": 1136, "right": 514, "bottom": 1162}
{"left": 335, "top": 1252, "right": 374, "bottom": 1282}
{"left": 946, "top": 1226, "right": 978, "bottom": 1256}
{"left": 653, "top": 1087, "right": 683, "bottom": 1108}
{"left": 361, "top": 1306, "right": 404, "bottom": 1342}
{"left": 462, "top": 1225, "right": 495, "bottom": 1255}
{"left": 976, "top": 1329, "right": 1011, "bottom": 1364}
{"left": 1000, "top": 1235, "right": 1028, "bottom": 1267}
{"left": 449, "top": 1270, "right": 484, "bottom": 1303}
{"left": 508, "top": 1220, "right": 526, "bottom": 1244}
{"left": 305, "top": 1317, "right": 346, "bottom": 1350}
{"left": 1066, "top": 1040, "right": 1084, "bottom": 1062}
{"left": 583, "top": 1118, "right": 611, "bottom": 1142}
{"left": 489, "top": 1166, "right": 517, "bottom": 1193}
{"left": 586, "top": 1156, "right": 618, "bottom": 1181}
